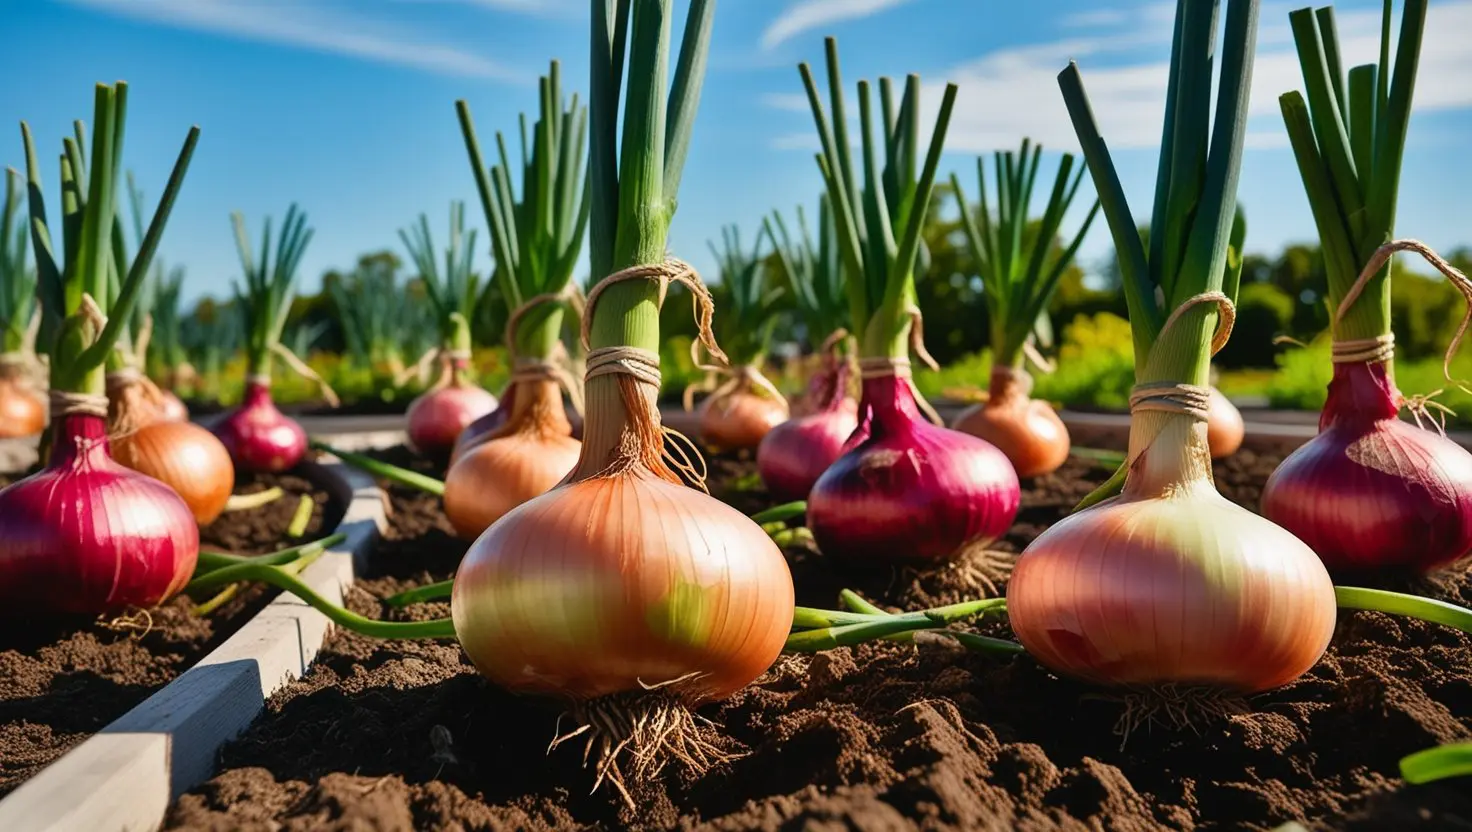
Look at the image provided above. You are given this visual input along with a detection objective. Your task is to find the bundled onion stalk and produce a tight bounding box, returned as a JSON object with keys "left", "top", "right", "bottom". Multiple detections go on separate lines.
{"left": 211, "top": 205, "right": 337, "bottom": 474}
{"left": 686, "top": 224, "right": 788, "bottom": 451}
{"left": 757, "top": 197, "right": 858, "bottom": 501}
{"left": 107, "top": 173, "right": 234, "bottom": 524}
{"left": 398, "top": 203, "right": 498, "bottom": 460}
{"left": 1261, "top": 0, "right": 1472, "bottom": 574}
{"left": 948, "top": 141, "right": 1099, "bottom": 478}
{"left": 0, "top": 168, "right": 46, "bottom": 438}
{"left": 442, "top": 62, "right": 587, "bottom": 539}
{"left": 0, "top": 83, "right": 202, "bottom": 614}
{"left": 799, "top": 39, "right": 1020, "bottom": 566}
{"left": 1005, "top": 0, "right": 1351, "bottom": 691}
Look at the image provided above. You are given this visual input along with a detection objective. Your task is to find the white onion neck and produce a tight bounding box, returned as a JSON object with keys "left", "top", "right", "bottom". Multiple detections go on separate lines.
{"left": 1125, "top": 410, "right": 1214, "bottom": 500}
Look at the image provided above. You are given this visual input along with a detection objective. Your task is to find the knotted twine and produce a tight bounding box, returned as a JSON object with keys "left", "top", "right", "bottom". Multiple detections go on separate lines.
{"left": 1127, "top": 291, "right": 1236, "bottom": 421}
{"left": 1331, "top": 239, "right": 1472, "bottom": 434}
{"left": 503, "top": 284, "right": 587, "bottom": 417}
{"left": 681, "top": 340, "right": 789, "bottom": 416}
{"left": 578, "top": 258, "right": 727, "bottom": 490}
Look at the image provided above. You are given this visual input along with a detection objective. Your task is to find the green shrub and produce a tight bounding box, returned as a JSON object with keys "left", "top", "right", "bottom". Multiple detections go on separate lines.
{"left": 1217, "top": 282, "right": 1294, "bottom": 369}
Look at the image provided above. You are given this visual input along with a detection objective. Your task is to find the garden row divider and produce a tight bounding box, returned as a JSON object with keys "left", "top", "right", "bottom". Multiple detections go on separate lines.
{"left": 0, "top": 448, "right": 388, "bottom": 832}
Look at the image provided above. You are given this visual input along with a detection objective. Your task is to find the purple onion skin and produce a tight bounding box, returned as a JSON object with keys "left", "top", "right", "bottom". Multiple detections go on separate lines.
{"left": 758, "top": 365, "right": 858, "bottom": 502}
{"left": 212, "top": 381, "right": 307, "bottom": 474}
{"left": 807, "top": 374, "right": 1021, "bottom": 565}
{"left": 0, "top": 413, "right": 198, "bottom": 614}
{"left": 1262, "top": 360, "right": 1472, "bottom": 573}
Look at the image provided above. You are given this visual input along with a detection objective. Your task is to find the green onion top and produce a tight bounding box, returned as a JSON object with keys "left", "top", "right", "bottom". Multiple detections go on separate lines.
{"left": 1281, "top": 1, "right": 1425, "bottom": 344}
{"left": 327, "top": 253, "right": 410, "bottom": 378}
{"left": 950, "top": 140, "right": 1100, "bottom": 371}
{"left": 146, "top": 265, "right": 187, "bottom": 382}
{"left": 587, "top": 0, "right": 715, "bottom": 356}
{"left": 399, "top": 202, "right": 480, "bottom": 357}
{"left": 21, "top": 82, "right": 200, "bottom": 397}
{"left": 1059, "top": 0, "right": 1257, "bottom": 387}
{"left": 765, "top": 195, "right": 850, "bottom": 351}
{"left": 707, "top": 224, "right": 782, "bottom": 367}
{"left": 459, "top": 60, "right": 589, "bottom": 361}
{"left": 0, "top": 169, "right": 35, "bottom": 355}
{"left": 232, "top": 204, "right": 313, "bottom": 381}
{"left": 800, "top": 37, "right": 959, "bottom": 362}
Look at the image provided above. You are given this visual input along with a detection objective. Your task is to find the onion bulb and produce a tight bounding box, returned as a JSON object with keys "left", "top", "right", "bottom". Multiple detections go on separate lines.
{"left": 696, "top": 367, "right": 788, "bottom": 452}
{"left": 951, "top": 367, "right": 1069, "bottom": 478}
{"left": 1206, "top": 386, "right": 1244, "bottom": 458}
{"left": 442, "top": 378, "right": 580, "bottom": 540}
{"left": 0, "top": 411, "right": 199, "bottom": 613}
{"left": 0, "top": 368, "right": 45, "bottom": 438}
{"left": 757, "top": 360, "right": 858, "bottom": 502}
{"left": 156, "top": 389, "right": 189, "bottom": 422}
{"left": 1008, "top": 414, "right": 1337, "bottom": 691}
{"left": 808, "top": 373, "right": 1020, "bottom": 564}
{"left": 406, "top": 360, "right": 497, "bottom": 461}
{"left": 212, "top": 380, "right": 308, "bottom": 473}
{"left": 109, "top": 370, "right": 234, "bottom": 525}
{"left": 453, "top": 384, "right": 584, "bottom": 464}
{"left": 1262, "top": 360, "right": 1472, "bottom": 573}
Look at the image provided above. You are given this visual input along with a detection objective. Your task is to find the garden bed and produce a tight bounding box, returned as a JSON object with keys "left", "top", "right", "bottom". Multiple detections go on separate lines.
{"left": 163, "top": 446, "right": 1471, "bottom": 830}
{"left": 0, "top": 467, "right": 343, "bottom": 798}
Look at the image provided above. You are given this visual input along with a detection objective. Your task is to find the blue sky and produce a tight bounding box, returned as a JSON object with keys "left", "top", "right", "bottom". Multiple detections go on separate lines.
{"left": 5, "top": 0, "right": 1472, "bottom": 307}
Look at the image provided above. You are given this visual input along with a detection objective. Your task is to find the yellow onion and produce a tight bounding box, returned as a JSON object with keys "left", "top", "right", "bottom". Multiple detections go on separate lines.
{"left": 696, "top": 367, "right": 788, "bottom": 452}
{"left": 1206, "top": 386, "right": 1244, "bottom": 458}
{"left": 1007, "top": 413, "right": 1337, "bottom": 692}
{"left": 442, "top": 378, "right": 580, "bottom": 540}
{"left": 108, "top": 370, "right": 235, "bottom": 524}
{"left": 0, "top": 373, "right": 45, "bottom": 438}
{"left": 453, "top": 472, "right": 794, "bottom": 700}
{"left": 155, "top": 389, "right": 190, "bottom": 422}
{"left": 951, "top": 367, "right": 1070, "bottom": 478}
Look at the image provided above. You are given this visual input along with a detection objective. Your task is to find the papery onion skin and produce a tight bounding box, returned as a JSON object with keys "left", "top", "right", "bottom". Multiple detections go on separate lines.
{"left": 212, "top": 381, "right": 307, "bottom": 473}
{"left": 1206, "top": 386, "right": 1244, "bottom": 459}
{"left": 156, "top": 390, "right": 190, "bottom": 422}
{"left": 1007, "top": 477, "right": 1337, "bottom": 692}
{"left": 1262, "top": 360, "right": 1472, "bottom": 573}
{"left": 757, "top": 365, "right": 858, "bottom": 502}
{"left": 451, "top": 473, "right": 795, "bottom": 701}
{"left": 808, "top": 374, "right": 1020, "bottom": 565}
{"left": 442, "top": 380, "right": 580, "bottom": 540}
{"left": 699, "top": 390, "right": 787, "bottom": 452}
{"left": 406, "top": 382, "right": 497, "bottom": 460}
{"left": 951, "top": 368, "right": 1070, "bottom": 479}
{"left": 452, "top": 384, "right": 584, "bottom": 464}
{"left": 0, "top": 414, "right": 198, "bottom": 614}
{"left": 0, "top": 377, "right": 46, "bottom": 438}
{"left": 113, "top": 419, "right": 235, "bottom": 525}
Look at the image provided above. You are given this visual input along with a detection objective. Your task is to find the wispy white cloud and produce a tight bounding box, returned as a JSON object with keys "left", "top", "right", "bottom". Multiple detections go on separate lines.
{"left": 1060, "top": 9, "right": 1130, "bottom": 28}
{"left": 761, "top": 0, "right": 918, "bottom": 51}
{"left": 62, "top": 0, "right": 527, "bottom": 81}
{"left": 766, "top": 1, "right": 1472, "bottom": 155}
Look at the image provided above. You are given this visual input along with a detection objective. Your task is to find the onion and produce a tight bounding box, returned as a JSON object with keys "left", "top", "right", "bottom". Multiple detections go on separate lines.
{"left": 212, "top": 379, "right": 307, "bottom": 474}
{"left": 405, "top": 368, "right": 497, "bottom": 460}
{"left": 109, "top": 369, "right": 235, "bottom": 524}
{"left": 808, "top": 371, "right": 1019, "bottom": 564}
{"left": 453, "top": 473, "right": 793, "bottom": 700}
{"left": 453, "top": 383, "right": 584, "bottom": 464}
{"left": 1262, "top": 359, "right": 1472, "bottom": 573}
{"left": 0, "top": 409, "right": 199, "bottom": 614}
{"left": 1206, "top": 385, "right": 1244, "bottom": 458}
{"left": 0, "top": 369, "right": 45, "bottom": 438}
{"left": 156, "top": 389, "right": 189, "bottom": 422}
{"left": 442, "top": 378, "right": 580, "bottom": 540}
{"left": 757, "top": 361, "right": 858, "bottom": 502}
{"left": 951, "top": 367, "right": 1070, "bottom": 478}
{"left": 1009, "top": 414, "right": 1337, "bottom": 691}
{"left": 697, "top": 369, "right": 788, "bottom": 452}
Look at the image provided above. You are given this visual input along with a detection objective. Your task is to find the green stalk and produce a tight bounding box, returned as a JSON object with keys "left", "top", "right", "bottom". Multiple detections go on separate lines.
{"left": 232, "top": 205, "right": 312, "bottom": 381}
{"left": 385, "top": 579, "right": 455, "bottom": 608}
{"left": 1280, "top": 0, "right": 1426, "bottom": 344}
{"left": 749, "top": 501, "right": 806, "bottom": 526}
{"left": 1401, "top": 743, "right": 1472, "bottom": 784}
{"left": 0, "top": 169, "right": 36, "bottom": 355}
{"left": 799, "top": 39, "right": 960, "bottom": 361}
{"left": 21, "top": 83, "right": 199, "bottom": 397}
{"left": 287, "top": 494, "right": 314, "bottom": 537}
{"left": 193, "top": 532, "right": 345, "bottom": 576}
{"left": 1334, "top": 586, "right": 1472, "bottom": 634}
{"left": 785, "top": 597, "right": 1009, "bottom": 651}
{"left": 310, "top": 441, "right": 446, "bottom": 496}
{"left": 399, "top": 202, "right": 482, "bottom": 373}
{"left": 707, "top": 224, "right": 782, "bottom": 366}
{"left": 765, "top": 196, "right": 850, "bottom": 348}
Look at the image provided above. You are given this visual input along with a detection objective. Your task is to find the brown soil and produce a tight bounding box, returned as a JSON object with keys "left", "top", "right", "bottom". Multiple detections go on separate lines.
{"left": 0, "top": 467, "right": 342, "bottom": 797}
{"left": 165, "top": 447, "right": 1472, "bottom": 831}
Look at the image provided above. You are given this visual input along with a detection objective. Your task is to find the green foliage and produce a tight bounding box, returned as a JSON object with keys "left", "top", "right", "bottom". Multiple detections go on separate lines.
{"left": 707, "top": 224, "right": 783, "bottom": 365}
{"left": 765, "top": 197, "right": 848, "bottom": 346}
{"left": 0, "top": 169, "right": 34, "bottom": 354}
{"left": 325, "top": 251, "right": 412, "bottom": 379}
{"left": 233, "top": 204, "right": 313, "bottom": 378}
{"left": 398, "top": 201, "right": 480, "bottom": 346}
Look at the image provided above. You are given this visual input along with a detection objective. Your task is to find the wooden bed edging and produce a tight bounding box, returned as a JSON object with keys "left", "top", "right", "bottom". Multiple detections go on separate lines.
{"left": 0, "top": 453, "right": 387, "bottom": 832}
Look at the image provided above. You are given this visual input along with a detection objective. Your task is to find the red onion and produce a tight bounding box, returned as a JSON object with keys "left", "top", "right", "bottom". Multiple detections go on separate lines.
{"left": 406, "top": 378, "right": 497, "bottom": 460}
{"left": 212, "top": 380, "right": 307, "bottom": 473}
{"left": 757, "top": 362, "right": 858, "bottom": 502}
{"left": 0, "top": 411, "right": 198, "bottom": 613}
{"left": 807, "top": 372, "right": 1020, "bottom": 564}
{"left": 1262, "top": 360, "right": 1472, "bottom": 573}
